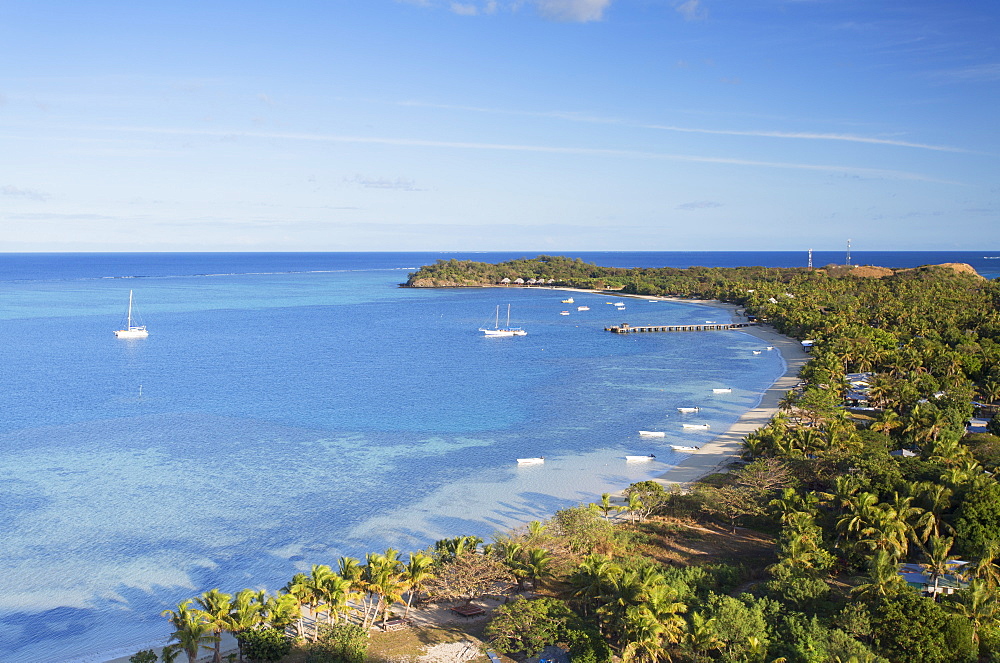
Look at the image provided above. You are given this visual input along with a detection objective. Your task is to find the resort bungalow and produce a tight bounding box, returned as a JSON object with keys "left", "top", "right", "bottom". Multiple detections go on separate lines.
{"left": 898, "top": 561, "right": 969, "bottom": 597}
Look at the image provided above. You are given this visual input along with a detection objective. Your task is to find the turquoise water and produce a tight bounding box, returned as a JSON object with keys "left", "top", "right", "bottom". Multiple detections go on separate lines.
{"left": 1, "top": 251, "right": 989, "bottom": 662}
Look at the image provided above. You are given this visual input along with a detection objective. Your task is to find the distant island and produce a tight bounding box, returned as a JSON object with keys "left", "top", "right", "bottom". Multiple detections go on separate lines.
{"left": 149, "top": 256, "right": 1000, "bottom": 663}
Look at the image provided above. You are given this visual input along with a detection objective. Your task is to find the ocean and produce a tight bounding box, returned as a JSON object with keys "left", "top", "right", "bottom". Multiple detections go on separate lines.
{"left": 0, "top": 250, "right": 995, "bottom": 662}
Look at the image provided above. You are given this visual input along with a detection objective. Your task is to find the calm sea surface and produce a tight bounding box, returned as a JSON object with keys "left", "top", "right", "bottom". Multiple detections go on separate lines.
{"left": 0, "top": 251, "right": 995, "bottom": 662}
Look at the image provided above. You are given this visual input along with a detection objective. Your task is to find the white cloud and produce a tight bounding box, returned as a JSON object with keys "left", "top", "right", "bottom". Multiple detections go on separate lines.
{"left": 675, "top": 0, "right": 707, "bottom": 21}
{"left": 535, "top": 0, "right": 611, "bottom": 22}
{"left": 347, "top": 175, "right": 424, "bottom": 191}
{"left": 677, "top": 200, "right": 723, "bottom": 210}
{"left": 1, "top": 184, "right": 48, "bottom": 201}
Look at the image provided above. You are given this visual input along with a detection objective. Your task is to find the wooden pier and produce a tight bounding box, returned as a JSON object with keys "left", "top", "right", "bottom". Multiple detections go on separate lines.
{"left": 605, "top": 322, "right": 755, "bottom": 334}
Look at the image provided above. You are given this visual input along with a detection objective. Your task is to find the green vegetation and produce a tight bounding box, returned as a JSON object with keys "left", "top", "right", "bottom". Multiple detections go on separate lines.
{"left": 144, "top": 257, "right": 1000, "bottom": 662}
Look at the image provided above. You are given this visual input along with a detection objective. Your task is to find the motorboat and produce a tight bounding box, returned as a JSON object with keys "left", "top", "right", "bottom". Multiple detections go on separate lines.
{"left": 681, "top": 423, "right": 710, "bottom": 430}
{"left": 516, "top": 457, "right": 544, "bottom": 464}
{"left": 638, "top": 431, "right": 666, "bottom": 438}
{"left": 676, "top": 407, "right": 699, "bottom": 414}
{"left": 670, "top": 445, "right": 700, "bottom": 452}
{"left": 626, "top": 455, "right": 656, "bottom": 462}
{"left": 712, "top": 388, "right": 732, "bottom": 394}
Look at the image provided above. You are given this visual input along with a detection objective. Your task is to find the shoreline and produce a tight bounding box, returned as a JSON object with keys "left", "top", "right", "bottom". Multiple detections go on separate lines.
{"left": 102, "top": 289, "right": 807, "bottom": 663}
{"left": 497, "top": 285, "right": 810, "bottom": 488}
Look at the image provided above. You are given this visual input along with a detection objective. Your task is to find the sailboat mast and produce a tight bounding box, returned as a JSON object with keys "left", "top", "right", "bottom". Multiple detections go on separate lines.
{"left": 506, "top": 303, "right": 511, "bottom": 328}
{"left": 127, "top": 290, "right": 134, "bottom": 328}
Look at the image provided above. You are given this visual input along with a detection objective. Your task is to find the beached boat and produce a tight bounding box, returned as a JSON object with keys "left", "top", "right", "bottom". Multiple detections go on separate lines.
{"left": 516, "top": 457, "right": 544, "bottom": 464}
{"left": 670, "top": 445, "right": 700, "bottom": 452}
{"left": 712, "top": 388, "right": 732, "bottom": 394}
{"left": 480, "top": 304, "right": 526, "bottom": 337}
{"left": 114, "top": 290, "right": 149, "bottom": 339}
{"left": 577, "top": 306, "right": 590, "bottom": 311}
{"left": 638, "top": 431, "right": 666, "bottom": 437}
{"left": 626, "top": 454, "right": 656, "bottom": 461}
{"left": 561, "top": 297, "right": 574, "bottom": 303}
{"left": 676, "top": 407, "right": 699, "bottom": 414}
{"left": 682, "top": 423, "right": 710, "bottom": 430}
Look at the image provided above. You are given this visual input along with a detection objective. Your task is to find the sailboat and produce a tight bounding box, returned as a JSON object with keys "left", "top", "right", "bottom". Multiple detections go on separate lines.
{"left": 114, "top": 290, "right": 149, "bottom": 339}
{"left": 480, "top": 304, "right": 526, "bottom": 337}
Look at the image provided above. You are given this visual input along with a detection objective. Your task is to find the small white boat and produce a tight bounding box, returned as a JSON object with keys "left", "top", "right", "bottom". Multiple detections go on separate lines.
{"left": 670, "top": 445, "right": 700, "bottom": 452}
{"left": 766, "top": 346, "right": 774, "bottom": 351}
{"left": 560, "top": 310, "right": 570, "bottom": 315}
{"left": 516, "top": 457, "right": 544, "bottom": 465}
{"left": 682, "top": 423, "right": 710, "bottom": 430}
{"left": 712, "top": 388, "right": 732, "bottom": 394}
{"left": 481, "top": 304, "right": 527, "bottom": 337}
{"left": 752, "top": 350, "right": 762, "bottom": 355}
{"left": 638, "top": 431, "right": 666, "bottom": 438}
{"left": 676, "top": 407, "right": 699, "bottom": 414}
{"left": 616, "top": 306, "right": 626, "bottom": 311}
{"left": 577, "top": 306, "right": 590, "bottom": 311}
{"left": 114, "top": 290, "right": 149, "bottom": 339}
{"left": 561, "top": 297, "right": 574, "bottom": 304}
{"left": 626, "top": 454, "right": 656, "bottom": 462}
{"left": 612, "top": 302, "right": 624, "bottom": 306}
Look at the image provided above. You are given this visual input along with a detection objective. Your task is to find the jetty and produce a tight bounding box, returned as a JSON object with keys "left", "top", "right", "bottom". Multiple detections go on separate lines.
{"left": 605, "top": 322, "right": 755, "bottom": 334}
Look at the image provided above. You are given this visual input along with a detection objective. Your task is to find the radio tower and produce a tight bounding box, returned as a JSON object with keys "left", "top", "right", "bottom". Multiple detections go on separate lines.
{"left": 846, "top": 239, "right": 852, "bottom": 266}
{"left": 808, "top": 248, "right": 813, "bottom": 269}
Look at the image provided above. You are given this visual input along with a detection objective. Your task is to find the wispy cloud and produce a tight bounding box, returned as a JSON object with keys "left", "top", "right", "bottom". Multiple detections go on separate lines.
{"left": 536, "top": 0, "right": 612, "bottom": 22}
{"left": 98, "top": 124, "right": 954, "bottom": 183}
{"left": 677, "top": 200, "right": 722, "bottom": 210}
{"left": 675, "top": 0, "right": 707, "bottom": 21}
{"left": 930, "top": 63, "right": 1000, "bottom": 83}
{"left": 347, "top": 175, "right": 425, "bottom": 191}
{"left": 1, "top": 184, "right": 49, "bottom": 201}
{"left": 398, "top": 100, "right": 969, "bottom": 153}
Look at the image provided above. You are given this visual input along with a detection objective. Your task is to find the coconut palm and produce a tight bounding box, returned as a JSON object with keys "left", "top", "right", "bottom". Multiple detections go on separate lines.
{"left": 852, "top": 550, "right": 905, "bottom": 601}
{"left": 193, "top": 589, "right": 232, "bottom": 663}
{"left": 226, "top": 589, "right": 262, "bottom": 662}
{"left": 401, "top": 552, "right": 435, "bottom": 617}
{"left": 596, "top": 493, "right": 616, "bottom": 519}
{"left": 971, "top": 540, "right": 1000, "bottom": 589}
{"left": 523, "top": 547, "right": 552, "bottom": 590}
{"left": 946, "top": 579, "right": 1000, "bottom": 645}
{"left": 920, "top": 535, "right": 956, "bottom": 600}
{"left": 161, "top": 600, "right": 217, "bottom": 663}
{"left": 283, "top": 573, "right": 311, "bottom": 641}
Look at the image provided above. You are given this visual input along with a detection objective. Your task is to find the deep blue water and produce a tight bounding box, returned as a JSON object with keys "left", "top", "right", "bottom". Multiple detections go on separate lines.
{"left": 0, "top": 251, "right": 993, "bottom": 662}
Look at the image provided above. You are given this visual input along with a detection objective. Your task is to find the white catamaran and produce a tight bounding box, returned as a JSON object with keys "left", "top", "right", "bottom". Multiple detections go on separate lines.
{"left": 480, "top": 304, "right": 527, "bottom": 337}
{"left": 114, "top": 290, "right": 149, "bottom": 339}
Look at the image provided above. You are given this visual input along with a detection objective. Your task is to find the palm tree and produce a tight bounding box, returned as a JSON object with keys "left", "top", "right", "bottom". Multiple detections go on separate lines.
{"left": 622, "top": 492, "right": 643, "bottom": 524}
{"left": 284, "top": 573, "right": 311, "bottom": 641}
{"left": 306, "top": 564, "right": 337, "bottom": 634}
{"left": 596, "top": 493, "right": 615, "bottom": 519}
{"left": 401, "top": 552, "right": 435, "bottom": 617}
{"left": 162, "top": 600, "right": 217, "bottom": 663}
{"left": 523, "top": 548, "right": 552, "bottom": 590}
{"left": 226, "top": 589, "right": 262, "bottom": 662}
{"left": 920, "top": 535, "right": 956, "bottom": 600}
{"left": 946, "top": 579, "right": 1000, "bottom": 646}
{"left": 971, "top": 540, "right": 1000, "bottom": 589}
{"left": 685, "top": 611, "right": 722, "bottom": 658}
{"left": 852, "top": 550, "right": 905, "bottom": 601}
{"left": 193, "top": 589, "right": 232, "bottom": 663}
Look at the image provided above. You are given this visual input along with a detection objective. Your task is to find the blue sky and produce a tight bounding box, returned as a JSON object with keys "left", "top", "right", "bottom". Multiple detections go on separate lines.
{"left": 1, "top": 0, "right": 997, "bottom": 251}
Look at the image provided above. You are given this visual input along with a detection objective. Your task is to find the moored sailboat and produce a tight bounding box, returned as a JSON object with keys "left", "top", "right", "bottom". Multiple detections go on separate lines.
{"left": 480, "top": 304, "right": 526, "bottom": 337}
{"left": 114, "top": 290, "right": 149, "bottom": 339}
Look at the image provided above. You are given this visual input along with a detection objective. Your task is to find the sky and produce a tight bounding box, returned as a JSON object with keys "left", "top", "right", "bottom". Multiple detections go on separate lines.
{"left": 1, "top": 0, "right": 998, "bottom": 252}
